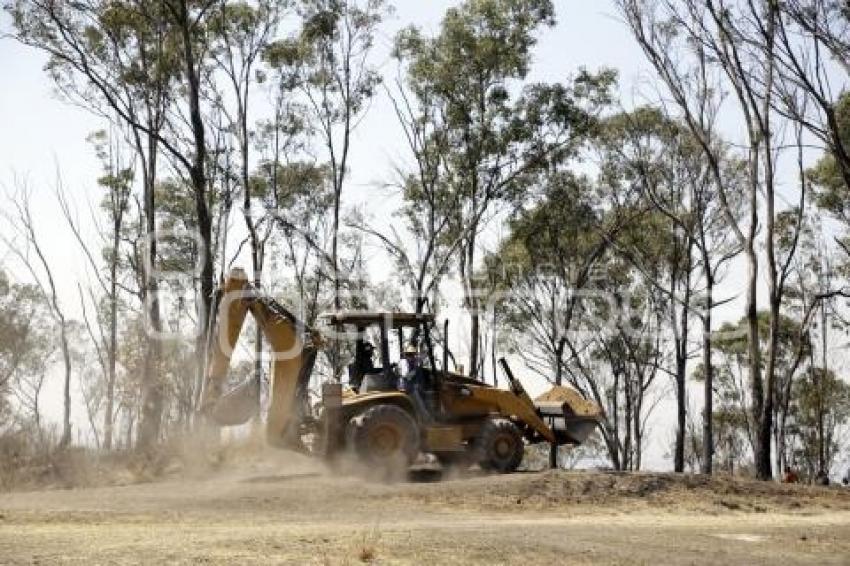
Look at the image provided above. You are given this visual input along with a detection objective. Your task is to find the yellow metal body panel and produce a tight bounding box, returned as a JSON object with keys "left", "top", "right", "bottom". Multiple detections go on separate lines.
{"left": 439, "top": 387, "right": 493, "bottom": 418}
{"left": 340, "top": 390, "right": 412, "bottom": 411}
{"left": 424, "top": 425, "right": 464, "bottom": 451}
{"left": 201, "top": 271, "right": 251, "bottom": 412}
{"left": 463, "top": 385, "right": 557, "bottom": 443}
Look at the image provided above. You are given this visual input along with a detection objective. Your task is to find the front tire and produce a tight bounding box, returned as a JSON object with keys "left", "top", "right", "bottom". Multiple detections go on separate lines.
{"left": 476, "top": 418, "right": 524, "bottom": 473}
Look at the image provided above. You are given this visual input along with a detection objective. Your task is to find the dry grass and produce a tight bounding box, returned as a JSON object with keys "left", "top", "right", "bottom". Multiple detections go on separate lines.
{"left": 3, "top": 453, "right": 850, "bottom": 565}
{"left": 353, "top": 526, "right": 382, "bottom": 563}
{"left": 0, "top": 433, "right": 119, "bottom": 492}
{"left": 357, "top": 543, "right": 376, "bottom": 562}
{"left": 0, "top": 430, "right": 276, "bottom": 493}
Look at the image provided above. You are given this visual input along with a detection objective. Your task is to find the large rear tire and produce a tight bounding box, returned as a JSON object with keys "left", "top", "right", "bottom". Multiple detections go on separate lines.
{"left": 476, "top": 418, "right": 524, "bottom": 473}
{"left": 347, "top": 404, "right": 420, "bottom": 474}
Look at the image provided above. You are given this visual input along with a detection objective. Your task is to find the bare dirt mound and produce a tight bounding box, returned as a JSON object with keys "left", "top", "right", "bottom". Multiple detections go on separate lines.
{"left": 4, "top": 441, "right": 847, "bottom": 518}
{"left": 398, "top": 470, "right": 850, "bottom": 515}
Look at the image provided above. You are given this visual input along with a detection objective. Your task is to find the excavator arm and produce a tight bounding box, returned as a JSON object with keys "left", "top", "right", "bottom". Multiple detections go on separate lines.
{"left": 200, "top": 269, "right": 321, "bottom": 448}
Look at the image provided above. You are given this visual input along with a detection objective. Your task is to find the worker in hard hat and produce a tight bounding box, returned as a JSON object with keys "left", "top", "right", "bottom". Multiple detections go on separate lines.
{"left": 400, "top": 341, "right": 430, "bottom": 417}
{"left": 402, "top": 341, "right": 421, "bottom": 374}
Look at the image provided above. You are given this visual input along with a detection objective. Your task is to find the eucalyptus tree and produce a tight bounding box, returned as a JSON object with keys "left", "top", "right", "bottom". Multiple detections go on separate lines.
{"left": 547, "top": 256, "right": 666, "bottom": 472}
{"left": 788, "top": 367, "right": 850, "bottom": 480}
{"left": 595, "top": 108, "right": 694, "bottom": 472}
{"left": 810, "top": 93, "right": 850, "bottom": 262}
{"left": 619, "top": 0, "right": 809, "bottom": 480}
{"left": 260, "top": 162, "right": 334, "bottom": 323}
{"left": 592, "top": 286, "right": 666, "bottom": 471}
{"left": 772, "top": 1, "right": 850, "bottom": 190}
{"left": 2, "top": 189, "right": 75, "bottom": 448}
{"left": 487, "top": 157, "right": 656, "bottom": 467}
{"left": 394, "top": 0, "right": 615, "bottom": 377}
{"left": 596, "top": 107, "right": 743, "bottom": 473}
{"left": 354, "top": 74, "right": 460, "bottom": 316}
{"left": 486, "top": 172, "right": 616, "bottom": 467}
{"left": 774, "top": 213, "right": 850, "bottom": 477}
{"left": 0, "top": 271, "right": 54, "bottom": 436}
{"left": 7, "top": 0, "right": 226, "bottom": 450}
{"left": 57, "top": 130, "right": 135, "bottom": 450}
{"left": 208, "top": 0, "right": 286, "bottom": 396}
{"left": 264, "top": 0, "right": 388, "bottom": 312}
{"left": 252, "top": 85, "right": 335, "bottom": 324}
{"left": 492, "top": 172, "right": 610, "bottom": 385}
{"left": 711, "top": 312, "right": 812, "bottom": 474}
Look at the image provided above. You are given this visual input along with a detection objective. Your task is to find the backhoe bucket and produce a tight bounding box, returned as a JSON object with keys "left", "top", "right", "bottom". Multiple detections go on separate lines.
{"left": 209, "top": 378, "right": 259, "bottom": 426}
{"left": 534, "top": 386, "right": 603, "bottom": 445}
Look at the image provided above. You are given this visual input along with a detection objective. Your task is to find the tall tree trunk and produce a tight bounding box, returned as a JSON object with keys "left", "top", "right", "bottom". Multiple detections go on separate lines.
{"left": 603, "top": 425, "right": 621, "bottom": 472}
{"left": 635, "top": 384, "right": 644, "bottom": 471}
{"left": 612, "top": 371, "right": 621, "bottom": 469}
{"left": 466, "top": 241, "right": 480, "bottom": 378}
{"left": 548, "top": 335, "right": 563, "bottom": 469}
{"left": 672, "top": 236, "right": 692, "bottom": 473}
{"left": 624, "top": 378, "right": 633, "bottom": 471}
{"left": 137, "top": 134, "right": 163, "bottom": 452}
{"left": 744, "top": 243, "right": 769, "bottom": 479}
{"left": 776, "top": 409, "right": 787, "bottom": 476}
{"left": 701, "top": 273, "right": 714, "bottom": 474}
{"left": 469, "top": 311, "right": 480, "bottom": 378}
{"left": 253, "top": 239, "right": 264, "bottom": 418}
{"left": 237, "top": 84, "right": 263, "bottom": 411}
{"left": 757, "top": 6, "right": 779, "bottom": 482}
{"left": 103, "top": 248, "right": 119, "bottom": 451}
{"left": 58, "top": 319, "right": 72, "bottom": 449}
{"left": 18, "top": 194, "right": 74, "bottom": 449}
{"left": 818, "top": 300, "right": 828, "bottom": 474}
{"left": 103, "top": 162, "right": 127, "bottom": 451}
{"left": 674, "top": 329, "right": 689, "bottom": 471}
{"left": 177, "top": 0, "right": 214, "bottom": 425}
{"left": 332, "top": 188, "right": 342, "bottom": 310}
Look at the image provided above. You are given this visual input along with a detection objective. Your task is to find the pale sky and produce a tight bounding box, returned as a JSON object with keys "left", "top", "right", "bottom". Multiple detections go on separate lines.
{"left": 0, "top": 1, "right": 841, "bottom": 468}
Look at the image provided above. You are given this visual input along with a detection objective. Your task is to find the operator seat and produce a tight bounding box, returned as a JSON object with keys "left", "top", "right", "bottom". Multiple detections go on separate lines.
{"left": 360, "top": 368, "right": 398, "bottom": 392}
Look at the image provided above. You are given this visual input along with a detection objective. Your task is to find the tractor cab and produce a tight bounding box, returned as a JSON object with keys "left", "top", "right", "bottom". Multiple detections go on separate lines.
{"left": 320, "top": 311, "right": 445, "bottom": 422}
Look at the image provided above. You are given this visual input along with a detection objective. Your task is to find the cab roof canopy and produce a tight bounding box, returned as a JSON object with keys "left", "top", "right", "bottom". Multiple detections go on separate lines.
{"left": 320, "top": 311, "right": 435, "bottom": 328}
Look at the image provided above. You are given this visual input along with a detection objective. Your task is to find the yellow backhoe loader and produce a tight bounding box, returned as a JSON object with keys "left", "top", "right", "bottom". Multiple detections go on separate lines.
{"left": 200, "top": 269, "right": 603, "bottom": 473}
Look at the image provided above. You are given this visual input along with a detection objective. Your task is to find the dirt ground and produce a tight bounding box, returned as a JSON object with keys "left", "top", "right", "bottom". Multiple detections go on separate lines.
{"left": 2, "top": 449, "right": 850, "bottom": 565}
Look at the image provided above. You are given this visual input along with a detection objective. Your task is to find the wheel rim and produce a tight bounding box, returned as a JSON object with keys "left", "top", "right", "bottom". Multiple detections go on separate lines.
{"left": 493, "top": 434, "right": 515, "bottom": 460}
{"left": 368, "top": 424, "right": 402, "bottom": 457}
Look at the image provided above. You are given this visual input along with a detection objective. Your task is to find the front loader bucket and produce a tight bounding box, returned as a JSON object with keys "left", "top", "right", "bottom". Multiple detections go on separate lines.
{"left": 534, "top": 386, "right": 603, "bottom": 446}
{"left": 544, "top": 414, "right": 600, "bottom": 445}
{"left": 209, "top": 378, "right": 259, "bottom": 426}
